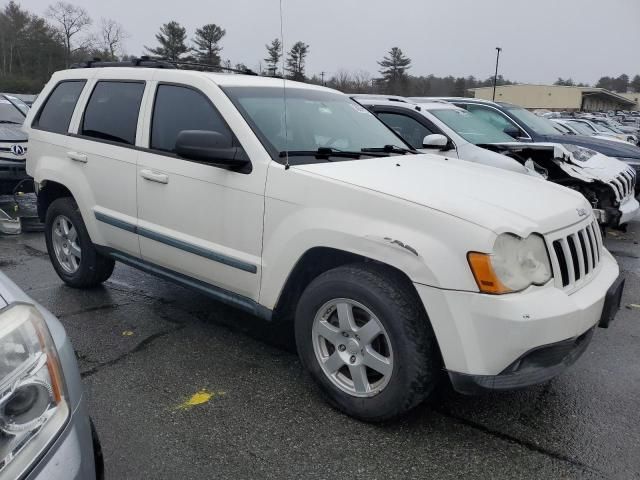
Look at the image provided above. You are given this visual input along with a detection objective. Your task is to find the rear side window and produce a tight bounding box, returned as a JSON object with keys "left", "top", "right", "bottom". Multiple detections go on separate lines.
{"left": 34, "top": 80, "right": 86, "bottom": 134}
{"left": 151, "top": 84, "right": 229, "bottom": 153}
{"left": 81, "top": 81, "right": 145, "bottom": 145}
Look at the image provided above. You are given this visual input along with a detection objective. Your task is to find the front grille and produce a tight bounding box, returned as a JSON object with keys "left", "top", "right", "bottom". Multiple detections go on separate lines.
{"left": 547, "top": 218, "right": 602, "bottom": 290}
{"left": 609, "top": 167, "right": 636, "bottom": 202}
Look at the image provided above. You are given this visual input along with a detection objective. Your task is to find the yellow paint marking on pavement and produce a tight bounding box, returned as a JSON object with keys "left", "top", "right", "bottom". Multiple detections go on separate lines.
{"left": 627, "top": 304, "right": 640, "bottom": 310}
{"left": 122, "top": 330, "right": 134, "bottom": 336}
{"left": 176, "top": 390, "right": 226, "bottom": 410}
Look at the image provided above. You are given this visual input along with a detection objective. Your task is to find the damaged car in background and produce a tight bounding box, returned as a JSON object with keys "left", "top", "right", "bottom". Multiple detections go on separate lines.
{"left": 353, "top": 96, "right": 638, "bottom": 229}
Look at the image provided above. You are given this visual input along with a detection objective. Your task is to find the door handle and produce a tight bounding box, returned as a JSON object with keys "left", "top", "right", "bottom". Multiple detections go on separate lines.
{"left": 140, "top": 169, "right": 169, "bottom": 184}
{"left": 67, "top": 151, "right": 88, "bottom": 163}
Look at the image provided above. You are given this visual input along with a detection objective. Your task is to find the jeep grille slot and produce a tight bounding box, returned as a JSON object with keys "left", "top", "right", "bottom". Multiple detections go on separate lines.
{"left": 548, "top": 219, "right": 602, "bottom": 291}
{"left": 609, "top": 168, "right": 636, "bottom": 203}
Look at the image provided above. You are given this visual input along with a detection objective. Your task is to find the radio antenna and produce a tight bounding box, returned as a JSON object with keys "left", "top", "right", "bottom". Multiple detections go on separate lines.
{"left": 279, "top": 0, "right": 290, "bottom": 170}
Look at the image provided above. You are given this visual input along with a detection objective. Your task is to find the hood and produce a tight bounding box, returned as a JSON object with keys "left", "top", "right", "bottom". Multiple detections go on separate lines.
{"left": 294, "top": 154, "right": 591, "bottom": 236}
{"left": 0, "top": 124, "right": 27, "bottom": 142}
{"left": 541, "top": 133, "right": 640, "bottom": 159}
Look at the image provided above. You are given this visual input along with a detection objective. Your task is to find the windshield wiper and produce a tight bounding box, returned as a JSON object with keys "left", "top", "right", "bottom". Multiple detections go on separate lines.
{"left": 279, "top": 147, "right": 387, "bottom": 159}
{"left": 0, "top": 120, "right": 22, "bottom": 125}
{"left": 361, "top": 144, "right": 416, "bottom": 155}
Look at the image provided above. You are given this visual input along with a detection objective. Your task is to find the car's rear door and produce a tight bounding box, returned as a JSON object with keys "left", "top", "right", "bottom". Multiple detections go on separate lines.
{"left": 65, "top": 69, "right": 153, "bottom": 257}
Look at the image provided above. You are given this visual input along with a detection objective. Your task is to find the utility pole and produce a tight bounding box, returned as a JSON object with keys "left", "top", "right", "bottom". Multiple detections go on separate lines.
{"left": 492, "top": 47, "right": 502, "bottom": 101}
{"left": 320, "top": 71, "right": 325, "bottom": 86}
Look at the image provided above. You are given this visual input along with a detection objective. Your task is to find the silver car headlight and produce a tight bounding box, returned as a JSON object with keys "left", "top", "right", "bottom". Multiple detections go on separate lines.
{"left": 468, "top": 233, "right": 552, "bottom": 294}
{"left": 0, "top": 304, "right": 69, "bottom": 475}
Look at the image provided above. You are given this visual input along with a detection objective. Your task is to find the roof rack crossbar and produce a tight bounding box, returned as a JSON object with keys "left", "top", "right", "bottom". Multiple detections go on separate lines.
{"left": 70, "top": 56, "right": 258, "bottom": 76}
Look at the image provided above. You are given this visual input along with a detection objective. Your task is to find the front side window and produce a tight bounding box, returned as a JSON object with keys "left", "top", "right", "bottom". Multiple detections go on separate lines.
{"left": 429, "top": 108, "right": 515, "bottom": 145}
{"left": 377, "top": 112, "right": 435, "bottom": 149}
{"left": 34, "top": 80, "right": 86, "bottom": 134}
{"left": 81, "top": 81, "right": 145, "bottom": 145}
{"left": 151, "top": 84, "right": 230, "bottom": 153}
{"left": 222, "top": 86, "right": 408, "bottom": 164}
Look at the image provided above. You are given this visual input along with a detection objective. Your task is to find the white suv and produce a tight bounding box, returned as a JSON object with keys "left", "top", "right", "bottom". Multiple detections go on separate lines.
{"left": 25, "top": 61, "right": 624, "bottom": 421}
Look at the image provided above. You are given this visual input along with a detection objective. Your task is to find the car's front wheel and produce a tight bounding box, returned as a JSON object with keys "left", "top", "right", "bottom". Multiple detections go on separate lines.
{"left": 295, "top": 263, "right": 441, "bottom": 422}
{"left": 44, "top": 197, "right": 115, "bottom": 288}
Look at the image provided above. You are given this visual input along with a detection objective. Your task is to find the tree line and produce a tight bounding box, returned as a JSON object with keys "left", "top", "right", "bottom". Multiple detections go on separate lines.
{"left": 1, "top": 1, "right": 639, "bottom": 98}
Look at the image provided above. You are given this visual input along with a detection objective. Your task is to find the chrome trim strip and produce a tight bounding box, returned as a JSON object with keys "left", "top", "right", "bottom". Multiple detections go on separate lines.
{"left": 94, "top": 211, "right": 257, "bottom": 274}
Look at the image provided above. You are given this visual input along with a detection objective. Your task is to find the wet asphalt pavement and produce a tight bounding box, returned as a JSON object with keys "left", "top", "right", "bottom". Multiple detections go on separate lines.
{"left": 0, "top": 201, "right": 639, "bottom": 479}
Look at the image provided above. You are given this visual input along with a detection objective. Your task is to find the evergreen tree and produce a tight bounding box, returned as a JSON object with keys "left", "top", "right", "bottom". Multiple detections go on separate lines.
{"left": 193, "top": 23, "right": 225, "bottom": 66}
{"left": 264, "top": 38, "right": 282, "bottom": 75}
{"left": 145, "top": 21, "right": 189, "bottom": 61}
{"left": 378, "top": 47, "right": 411, "bottom": 94}
{"left": 285, "top": 41, "right": 309, "bottom": 81}
{"left": 630, "top": 75, "right": 640, "bottom": 93}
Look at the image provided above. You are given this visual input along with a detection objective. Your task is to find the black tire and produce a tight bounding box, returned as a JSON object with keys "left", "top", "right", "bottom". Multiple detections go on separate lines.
{"left": 44, "top": 197, "right": 114, "bottom": 288}
{"left": 295, "top": 262, "right": 441, "bottom": 422}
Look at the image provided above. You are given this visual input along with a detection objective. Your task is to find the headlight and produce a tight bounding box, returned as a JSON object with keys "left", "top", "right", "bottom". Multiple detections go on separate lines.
{"left": 562, "top": 144, "right": 597, "bottom": 162}
{"left": 0, "top": 304, "right": 68, "bottom": 476}
{"left": 467, "top": 233, "right": 552, "bottom": 294}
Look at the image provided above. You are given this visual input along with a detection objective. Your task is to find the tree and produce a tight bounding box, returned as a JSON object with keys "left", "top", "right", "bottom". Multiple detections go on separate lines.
{"left": 612, "top": 74, "right": 629, "bottom": 93}
{"left": 145, "top": 21, "right": 189, "bottom": 61}
{"left": 378, "top": 47, "right": 411, "bottom": 94}
{"left": 630, "top": 75, "right": 640, "bottom": 93}
{"left": 193, "top": 23, "right": 225, "bottom": 66}
{"left": 98, "top": 18, "right": 127, "bottom": 61}
{"left": 46, "top": 1, "right": 92, "bottom": 67}
{"left": 286, "top": 41, "right": 309, "bottom": 81}
{"left": 264, "top": 38, "right": 282, "bottom": 75}
{"left": 554, "top": 77, "right": 575, "bottom": 86}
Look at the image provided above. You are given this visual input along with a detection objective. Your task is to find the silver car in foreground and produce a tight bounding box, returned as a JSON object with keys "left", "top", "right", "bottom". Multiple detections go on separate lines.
{"left": 0, "top": 272, "right": 102, "bottom": 479}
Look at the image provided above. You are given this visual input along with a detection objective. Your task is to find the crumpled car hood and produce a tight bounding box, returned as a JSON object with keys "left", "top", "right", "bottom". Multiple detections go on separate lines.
{"left": 294, "top": 153, "right": 590, "bottom": 235}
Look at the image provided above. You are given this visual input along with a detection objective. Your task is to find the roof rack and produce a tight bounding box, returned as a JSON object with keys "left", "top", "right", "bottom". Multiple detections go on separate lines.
{"left": 70, "top": 56, "right": 259, "bottom": 76}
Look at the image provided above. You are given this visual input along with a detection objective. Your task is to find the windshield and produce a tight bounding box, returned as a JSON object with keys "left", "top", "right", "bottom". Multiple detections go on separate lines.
{"left": 552, "top": 122, "right": 572, "bottom": 134}
{"left": 222, "top": 86, "right": 408, "bottom": 163}
{"left": 503, "top": 105, "right": 559, "bottom": 135}
{"left": 566, "top": 121, "right": 596, "bottom": 135}
{"left": 429, "top": 108, "right": 515, "bottom": 144}
{"left": 594, "top": 121, "right": 622, "bottom": 133}
{"left": 0, "top": 95, "right": 26, "bottom": 124}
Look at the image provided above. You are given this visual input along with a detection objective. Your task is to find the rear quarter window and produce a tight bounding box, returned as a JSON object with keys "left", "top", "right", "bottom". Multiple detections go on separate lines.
{"left": 33, "top": 80, "right": 86, "bottom": 134}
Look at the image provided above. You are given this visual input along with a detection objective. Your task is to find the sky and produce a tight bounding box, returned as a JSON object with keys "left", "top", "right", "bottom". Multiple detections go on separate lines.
{"left": 22, "top": 0, "right": 640, "bottom": 84}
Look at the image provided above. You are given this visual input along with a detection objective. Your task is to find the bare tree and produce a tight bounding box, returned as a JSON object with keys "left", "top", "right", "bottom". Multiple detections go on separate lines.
{"left": 99, "top": 18, "right": 127, "bottom": 60}
{"left": 46, "top": 1, "right": 92, "bottom": 66}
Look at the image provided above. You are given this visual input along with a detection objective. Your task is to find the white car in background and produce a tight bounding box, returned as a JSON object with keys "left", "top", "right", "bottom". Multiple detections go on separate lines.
{"left": 551, "top": 118, "right": 636, "bottom": 145}
{"left": 557, "top": 118, "right": 637, "bottom": 145}
{"left": 353, "top": 95, "right": 638, "bottom": 228}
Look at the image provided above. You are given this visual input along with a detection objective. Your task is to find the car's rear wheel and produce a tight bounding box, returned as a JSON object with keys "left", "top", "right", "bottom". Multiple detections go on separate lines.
{"left": 45, "top": 197, "right": 114, "bottom": 288}
{"left": 295, "top": 263, "right": 441, "bottom": 422}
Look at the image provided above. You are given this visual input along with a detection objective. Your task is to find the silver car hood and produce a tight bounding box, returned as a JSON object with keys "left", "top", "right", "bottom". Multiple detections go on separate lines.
{"left": 0, "top": 124, "right": 27, "bottom": 142}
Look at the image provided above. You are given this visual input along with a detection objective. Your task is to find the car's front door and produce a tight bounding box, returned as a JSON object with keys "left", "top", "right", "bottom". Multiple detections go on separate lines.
{"left": 136, "top": 77, "right": 266, "bottom": 301}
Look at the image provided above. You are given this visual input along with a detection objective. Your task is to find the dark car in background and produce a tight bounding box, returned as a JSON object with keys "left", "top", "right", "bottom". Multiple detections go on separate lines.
{"left": 0, "top": 93, "right": 30, "bottom": 194}
{"left": 418, "top": 97, "right": 640, "bottom": 191}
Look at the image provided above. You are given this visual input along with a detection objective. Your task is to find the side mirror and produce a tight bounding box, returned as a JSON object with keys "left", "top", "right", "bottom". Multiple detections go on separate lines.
{"left": 175, "top": 130, "right": 249, "bottom": 169}
{"left": 422, "top": 134, "right": 449, "bottom": 149}
{"left": 503, "top": 125, "right": 521, "bottom": 138}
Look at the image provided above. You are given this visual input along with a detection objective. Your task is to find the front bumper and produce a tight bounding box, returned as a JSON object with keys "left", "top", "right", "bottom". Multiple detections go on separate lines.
{"left": 415, "top": 249, "right": 620, "bottom": 389}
